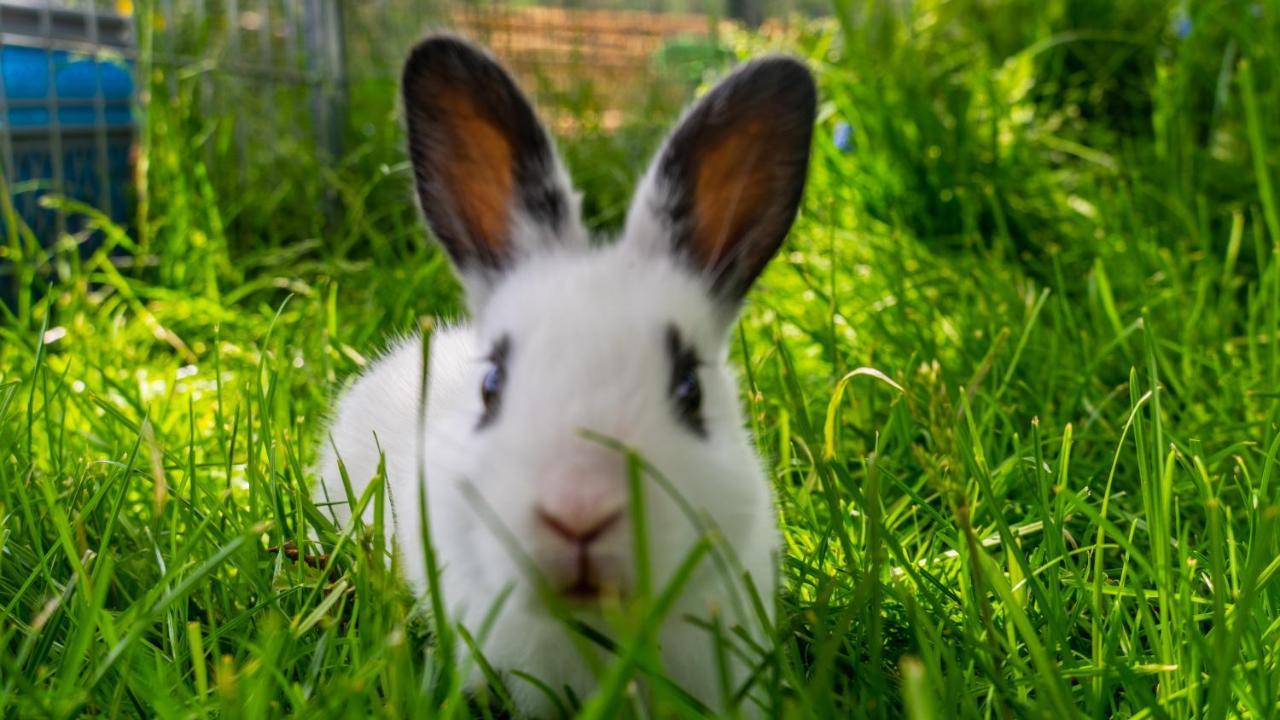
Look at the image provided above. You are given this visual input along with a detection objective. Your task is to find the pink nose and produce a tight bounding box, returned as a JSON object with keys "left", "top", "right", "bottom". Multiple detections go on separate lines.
{"left": 536, "top": 506, "right": 622, "bottom": 546}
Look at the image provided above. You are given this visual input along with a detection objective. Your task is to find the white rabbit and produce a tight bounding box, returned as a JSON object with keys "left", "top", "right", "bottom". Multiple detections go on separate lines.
{"left": 315, "top": 35, "right": 815, "bottom": 717}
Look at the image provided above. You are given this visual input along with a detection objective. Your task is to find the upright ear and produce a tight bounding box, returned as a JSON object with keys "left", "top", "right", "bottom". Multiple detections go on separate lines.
{"left": 625, "top": 56, "right": 816, "bottom": 306}
{"left": 402, "top": 35, "right": 584, "bottom": 301}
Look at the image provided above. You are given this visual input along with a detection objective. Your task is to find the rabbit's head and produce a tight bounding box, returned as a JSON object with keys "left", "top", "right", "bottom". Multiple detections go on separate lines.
{"left": 404, "top": 36, "right": 814, "bottom": 611}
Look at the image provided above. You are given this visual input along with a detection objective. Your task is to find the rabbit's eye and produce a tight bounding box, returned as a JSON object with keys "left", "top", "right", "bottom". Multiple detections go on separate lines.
{"left": 481, "top": 364, "right": 504, "bottom": 408}
{"left": 666, "top": 325, "right": 706, "bottom": 437}
{"left": 673, "top": 367, "right": 701, "bottom": 415}
{"left": 477, "top": 335, "right": 510, "bottom": 429}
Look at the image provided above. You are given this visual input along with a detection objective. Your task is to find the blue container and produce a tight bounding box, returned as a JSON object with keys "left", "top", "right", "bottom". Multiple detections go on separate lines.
{"left": 2, "top": 45, "right": 134, "bottom": 130}
{"left": 1, "top": 45, "right": 136, "bottom": 239}
{"left": 1, "top": 43, "right": 136, "bottom": 305}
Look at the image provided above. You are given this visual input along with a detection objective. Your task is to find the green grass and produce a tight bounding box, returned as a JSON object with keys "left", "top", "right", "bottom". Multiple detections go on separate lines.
{"left": 3, "top": 0, "right": 1280, "bottom": 717}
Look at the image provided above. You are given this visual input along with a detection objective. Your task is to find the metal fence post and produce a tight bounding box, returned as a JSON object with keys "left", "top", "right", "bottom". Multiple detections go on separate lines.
{"left": 304, "top": 0, "right": 345, "bottom": 163}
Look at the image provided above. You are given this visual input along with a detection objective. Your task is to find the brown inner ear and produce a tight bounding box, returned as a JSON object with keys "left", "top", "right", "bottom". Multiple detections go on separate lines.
{"left": 689, "top": 119, "right": 777, "bottom": 273}
{"left": 436, "top": 87, "right": 514, "bottom": 254}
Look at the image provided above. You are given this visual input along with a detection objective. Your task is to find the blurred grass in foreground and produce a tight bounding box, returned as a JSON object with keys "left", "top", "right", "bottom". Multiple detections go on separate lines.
{"left": 3, "top": 0, "right": 1280, "bottom": 717}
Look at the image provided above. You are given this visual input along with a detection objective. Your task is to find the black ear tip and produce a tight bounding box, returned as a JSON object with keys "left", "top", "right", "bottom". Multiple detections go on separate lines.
{"left": 401, "top": 33, "right": 491, "bottom": 86}
{"left": 732, "top": 55, "right": 818, "bottom": 120}
{"left": 747, "top": 55, "right": 815, "bottom": 85}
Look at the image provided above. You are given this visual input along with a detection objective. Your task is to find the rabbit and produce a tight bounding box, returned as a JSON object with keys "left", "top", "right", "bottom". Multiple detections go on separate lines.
{"left": 314, "top": 35, "right": 815, "bottom": 717}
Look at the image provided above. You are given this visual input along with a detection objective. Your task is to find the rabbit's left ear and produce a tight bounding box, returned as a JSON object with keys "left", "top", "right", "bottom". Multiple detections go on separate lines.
{"left": 625, "top": 56, "right": 816, "bottom": 307}
{"left": 402, "top": 36, "right": 583, "bottom": 301}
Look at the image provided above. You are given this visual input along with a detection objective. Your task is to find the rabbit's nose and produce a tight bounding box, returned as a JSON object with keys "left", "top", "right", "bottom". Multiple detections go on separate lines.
{"left": 536, "top": 506, "right": 622, "bottom": 546}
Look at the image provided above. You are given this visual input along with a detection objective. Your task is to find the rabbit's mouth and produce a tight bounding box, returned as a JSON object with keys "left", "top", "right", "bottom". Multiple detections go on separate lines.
{"left": 557, "top": 552, "right": 626, "bottom": 605}
{"left": 540, "top": 544, "right": 629, "bottom": 606}
{"left": 533, "top": 502, "right": 630, "bottom": 604}
{"left": 562, "top": 575, "right": 608, "bottom": 603}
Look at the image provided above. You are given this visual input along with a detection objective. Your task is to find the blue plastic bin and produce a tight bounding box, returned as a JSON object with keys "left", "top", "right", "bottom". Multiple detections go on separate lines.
{"left": 3, "top": 45, "right": 134, "bottom": 129}
{"left": 1, "top": 44, "right": 136, "bottom": 241}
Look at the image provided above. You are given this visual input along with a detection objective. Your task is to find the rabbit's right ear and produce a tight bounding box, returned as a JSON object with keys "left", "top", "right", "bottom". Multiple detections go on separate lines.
{"left": 402, "top": 36, "right": 582, "bottom": 302}
{"left": 624, "top": 57, "right": 815, "bottom": 313}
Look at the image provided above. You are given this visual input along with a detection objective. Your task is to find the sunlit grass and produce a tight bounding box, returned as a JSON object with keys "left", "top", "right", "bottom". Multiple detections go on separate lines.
{"left": 3, "top": 1, "right": 1280, "bottom": 717}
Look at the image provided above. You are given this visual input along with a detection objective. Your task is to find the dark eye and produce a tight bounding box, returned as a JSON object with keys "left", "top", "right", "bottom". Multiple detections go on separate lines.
{"left": 481, "top": 363, "right": 504, "bottom": 411}
{"left": 673, "top": 367, "right": 701, "bottom": 418}
{"left": 666, "top": 325, "right": 707, "bottom": 437}
{"left": 477, "top": 335, "right": 510, "bottom": 430}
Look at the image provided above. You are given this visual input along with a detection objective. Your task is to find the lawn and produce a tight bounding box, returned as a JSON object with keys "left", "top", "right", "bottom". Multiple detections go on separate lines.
{"left": 2, "top": 1, "right": 1280, "bottom": 717}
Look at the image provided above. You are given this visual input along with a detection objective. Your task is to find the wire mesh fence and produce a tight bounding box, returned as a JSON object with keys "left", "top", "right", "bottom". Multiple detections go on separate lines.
{"left": 148, "top": 0, "right": 347, "bottom": 160}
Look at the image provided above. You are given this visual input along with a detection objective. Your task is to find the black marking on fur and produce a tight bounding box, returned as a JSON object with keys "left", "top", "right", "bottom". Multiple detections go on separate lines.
{"left": 666, "top": 324, "right": 706, "bottom": 438}
{"left": 523, "top": 179, "right": 566, "bottom": 232}
{"left": 402, "top": 35, "right": 567, "bottom": 272}
{"left": 477, "top": 334, "right": 511, "bottom": 430}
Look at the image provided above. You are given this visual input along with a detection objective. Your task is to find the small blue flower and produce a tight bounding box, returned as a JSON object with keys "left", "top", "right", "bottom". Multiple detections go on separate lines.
{"left": 833, "top": 121, "right": 854, "bottom": 153}
{"left": 1174, "top": 11, "right": 1192, "bottom": 39}
{"left": 1249, "top": 2, "right": 1263, "bottom": 18}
